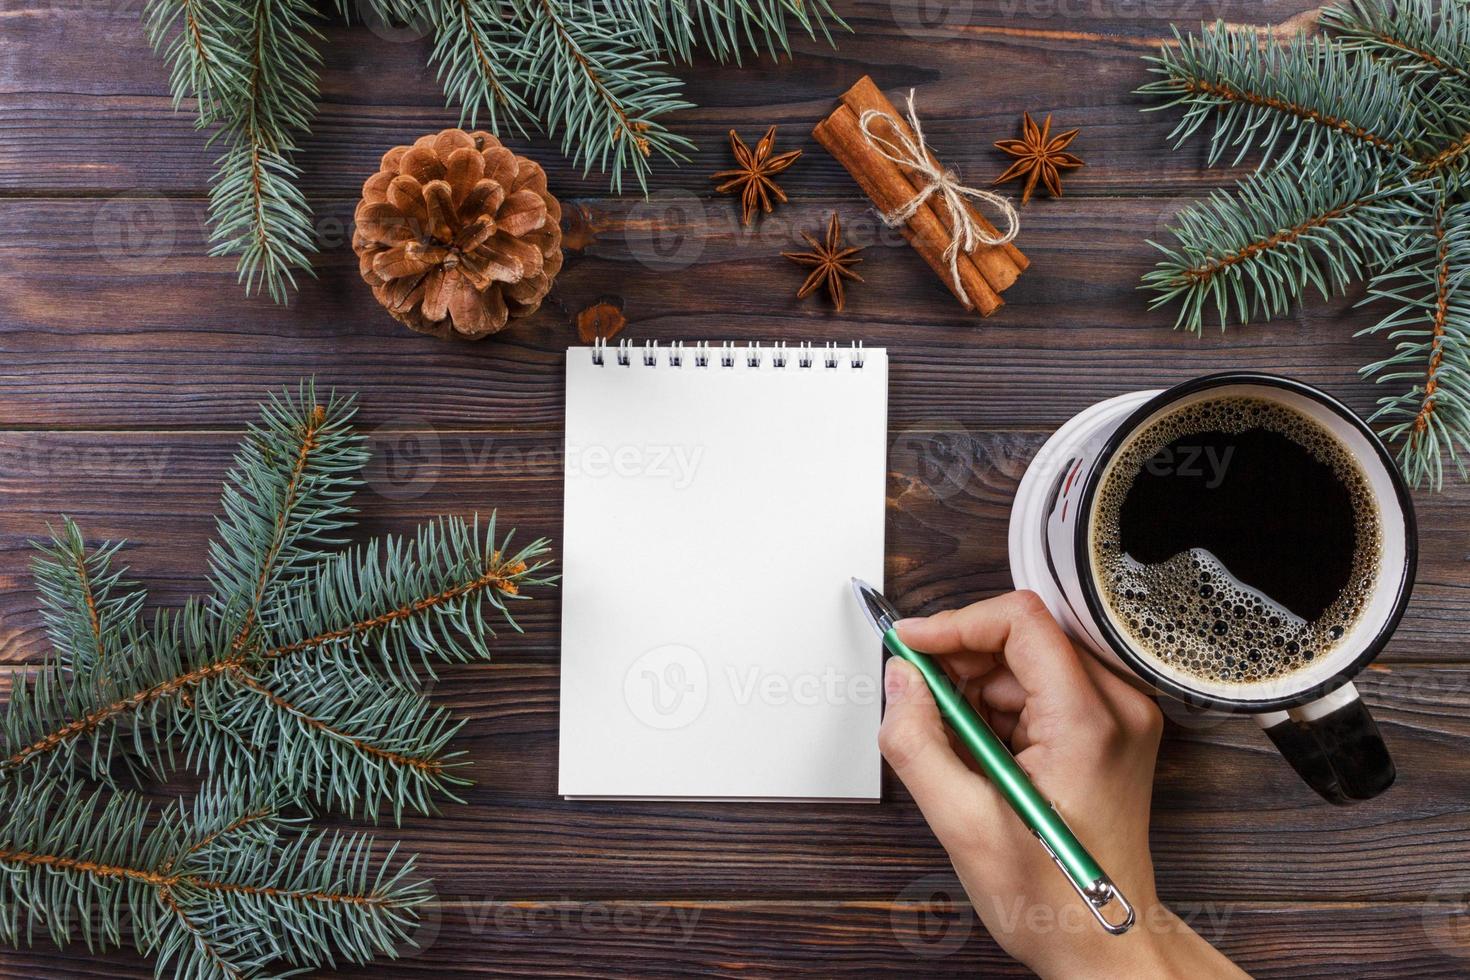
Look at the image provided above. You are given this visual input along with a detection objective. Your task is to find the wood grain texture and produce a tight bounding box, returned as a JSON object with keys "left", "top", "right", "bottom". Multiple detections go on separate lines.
{"left": 0, "top": 196, "right": 1425, "bottom": 430}
{"left": 0, "top": 0, "right": 1288, "bottom": 197}
{"left": 0, "top": 430, "right": 1465, "bottom": 666}
{"left": 3, "top": 0, "right": 1468, "bottom": 973}
{"left": 0, "top": 901, "right": 1466, "bottom": 978}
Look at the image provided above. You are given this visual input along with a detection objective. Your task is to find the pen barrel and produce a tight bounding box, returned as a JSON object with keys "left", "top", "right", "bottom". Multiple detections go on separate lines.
{"left": 882, "top": 629, "right": 1107, "bottom": 892}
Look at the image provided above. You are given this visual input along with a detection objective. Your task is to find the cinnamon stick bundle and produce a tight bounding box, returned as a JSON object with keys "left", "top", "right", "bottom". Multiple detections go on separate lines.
{"left": 813, "top": 76, "right": 1027, "bottom": 316}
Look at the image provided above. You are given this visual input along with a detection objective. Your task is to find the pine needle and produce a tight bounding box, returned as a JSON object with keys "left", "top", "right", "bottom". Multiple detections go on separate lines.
{"left": 1139, "top": 2, "right": 1470, "bottom": 486}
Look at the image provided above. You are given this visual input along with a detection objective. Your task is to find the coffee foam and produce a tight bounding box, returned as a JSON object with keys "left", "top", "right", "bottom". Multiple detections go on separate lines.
{"left": 1091, "top": 397, "right": 1380, "bottom": 687}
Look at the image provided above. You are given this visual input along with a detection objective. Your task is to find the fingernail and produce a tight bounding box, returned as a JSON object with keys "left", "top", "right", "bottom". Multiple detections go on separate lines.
{"left": 893, "top": 617, "right": 919, "bottom": 632}
{"left": 884, "top": 658, "right": 909, "bottom": 697}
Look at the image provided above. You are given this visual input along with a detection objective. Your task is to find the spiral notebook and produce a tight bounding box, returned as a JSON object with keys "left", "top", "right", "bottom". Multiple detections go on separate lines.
{"left": 558, "top": 340, "right": 888, "bottom": 800}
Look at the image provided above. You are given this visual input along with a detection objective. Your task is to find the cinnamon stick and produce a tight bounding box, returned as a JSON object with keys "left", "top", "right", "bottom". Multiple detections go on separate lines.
{"left": 813, "top": 105, "right": 1003, "bottom": 316}
{"left": 840, "top": 76, "right": 1028, "bottom": 288}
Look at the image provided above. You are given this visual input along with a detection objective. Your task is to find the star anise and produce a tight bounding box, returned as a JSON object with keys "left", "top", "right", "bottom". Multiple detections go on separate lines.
{"left": 782, "top": 213, "right": 864, "bottom": 311}
{"left": 993, "top": 112, "right": 1084, "bottom": 204}
{"left": 712, "top": 126, "right": 802, "bottom": 225}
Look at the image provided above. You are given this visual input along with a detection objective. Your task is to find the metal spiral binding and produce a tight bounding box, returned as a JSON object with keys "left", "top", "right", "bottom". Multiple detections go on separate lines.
{"left": 589, "top": 338, "right": 867, "bottom": 369}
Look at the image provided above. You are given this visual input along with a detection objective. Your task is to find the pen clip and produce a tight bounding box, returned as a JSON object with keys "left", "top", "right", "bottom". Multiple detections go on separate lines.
{"left": 1031, "top": 829, "right": 1136, "bottom": 935}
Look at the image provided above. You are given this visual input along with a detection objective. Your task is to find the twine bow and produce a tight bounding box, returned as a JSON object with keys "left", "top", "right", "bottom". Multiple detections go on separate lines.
{"left": 858, "top": 90, "right": 1019, "bottom": 302}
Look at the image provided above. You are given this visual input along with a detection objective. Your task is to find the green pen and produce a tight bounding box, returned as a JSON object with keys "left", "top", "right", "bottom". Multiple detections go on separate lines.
{"left": 850, "top": 578, "right": 1135, "bottom": 935}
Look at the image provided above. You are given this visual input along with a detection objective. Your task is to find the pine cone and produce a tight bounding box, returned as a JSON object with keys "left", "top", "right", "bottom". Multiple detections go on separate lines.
{"left": 353, "top": 129, "right": 564, "bottom": 340}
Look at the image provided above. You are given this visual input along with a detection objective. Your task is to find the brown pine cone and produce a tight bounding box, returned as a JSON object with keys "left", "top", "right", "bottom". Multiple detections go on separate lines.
{"left": 353, "top": 129, "right": 564, "bottom": 340}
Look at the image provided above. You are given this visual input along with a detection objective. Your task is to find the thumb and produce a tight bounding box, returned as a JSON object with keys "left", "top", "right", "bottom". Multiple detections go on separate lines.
{"left": 880, "top": 657, "right": 1002, "bottom": 850}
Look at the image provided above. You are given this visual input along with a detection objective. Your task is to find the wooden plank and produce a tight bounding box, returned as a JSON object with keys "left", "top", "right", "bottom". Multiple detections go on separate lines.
{"left": 0, "top": 1, "right": 1314, "bottom": 197}
{"left": 0, "top": 900, "right": 1464, "bottom": 978}
{"left": 0, "top": 196, "right": 1431, "bottom": 431}
{"left": 1, "top": 655, "right": 1469, "bottom": 902}
{"left": 1, "top": 429, "right": 1464, "bottom": 666}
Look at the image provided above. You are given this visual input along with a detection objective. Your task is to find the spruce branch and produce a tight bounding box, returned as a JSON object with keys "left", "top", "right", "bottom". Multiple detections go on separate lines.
{"left": 145, "top": 0, "right": 325, "bottom": 303}
{"left": 145, "top": 0, "right": 847, "bottom": 301}
{"left": 31, "top": 519, "right": 145, "bottom": 674}
{"left": 142, "top": 0, "right": 245, "bottom": 123}
{"left": 1324, "top": 0, "right": 1470, "bottom": 87}
{"left": 1140, "top": 22, "right": 1419, "bottom": 166}
{"left": 209, "top": 0, "right": 324, "bottom": 301}
{"left": 1143, "top": 162, "right": 1416, "bottom": 333}
{"left": 428, "top": 0, "right": 535, "bottom": 134}
{"left": 513, "top": 0, "right": 696, "bottom": 192}
{"left": 1, "top": 384, "right": 554, "bottom": 822}
{"left": 0, "top": 781, "right": 428, "bottom": 979}
{"left": 608, "top": 0, "right": 845, "bottom": 64}
{"left": 1141, "top": 5, "right": 1470, "bottom": 484}
{"left": 1359, "top": 192, "right": 1470, "bottom": 488}
{"left": 208, "top": 381, "right": 367, "bottom": 647}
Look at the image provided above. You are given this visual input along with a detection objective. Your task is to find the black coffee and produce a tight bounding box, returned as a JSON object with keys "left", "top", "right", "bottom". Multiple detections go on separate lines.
{"left": 1091, "top": 397, "right": 1380, "bottom": 686}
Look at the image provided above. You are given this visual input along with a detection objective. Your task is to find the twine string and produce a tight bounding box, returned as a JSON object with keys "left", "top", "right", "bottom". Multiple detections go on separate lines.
{"left": 858, "top": 90, "right": 1019, "bottom": 299}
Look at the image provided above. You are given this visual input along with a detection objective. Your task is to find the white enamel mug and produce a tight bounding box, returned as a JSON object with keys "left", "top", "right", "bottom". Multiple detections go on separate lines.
{"left": 1008, "top": 373, "right": 1416, "bottom": 803}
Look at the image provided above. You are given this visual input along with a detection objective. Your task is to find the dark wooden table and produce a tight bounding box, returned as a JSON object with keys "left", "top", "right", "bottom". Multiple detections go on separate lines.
{"left": 3, "top": 0, "right": 1469, "bottom": 975}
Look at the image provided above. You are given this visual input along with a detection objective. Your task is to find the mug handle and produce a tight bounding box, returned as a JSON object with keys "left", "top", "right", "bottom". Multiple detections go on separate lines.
{"left": 1254, "top": 683, "right": 1395, "bottom": 804}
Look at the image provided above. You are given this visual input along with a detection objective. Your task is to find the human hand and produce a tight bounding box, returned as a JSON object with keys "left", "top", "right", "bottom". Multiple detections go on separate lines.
{"left": 880, "top": 591, "right": 1245, "bottom": 978}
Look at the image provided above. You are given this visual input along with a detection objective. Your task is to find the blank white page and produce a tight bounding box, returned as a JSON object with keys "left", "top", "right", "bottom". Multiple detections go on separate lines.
{"left": 559, "top": 343, "right": 887, "bottom": 800}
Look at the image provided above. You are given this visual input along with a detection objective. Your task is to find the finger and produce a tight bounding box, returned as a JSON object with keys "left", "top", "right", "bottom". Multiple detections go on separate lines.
{"left": 915, "top": 643, "right": 1002, "bottom": 682}
{"left": 988, "top": 709, "right": 1020, "bottom": 744}
{"left": 1010, "top": 707, "right": 1035, "bottom": 753}
{"left": 1074, "top": 647, "right": 1165, "bottom": 740}
{"left": 977, "top": 667, "right": 1027, "bottom": 715}
{"left": 896, "top": 591, "right": 1099, "bottom": 708}
{"left": 879, "top": 658, "right": 1002, "bottom": 846}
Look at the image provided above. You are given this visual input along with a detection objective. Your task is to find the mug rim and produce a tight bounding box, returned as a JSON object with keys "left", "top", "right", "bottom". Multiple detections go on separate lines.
{"left": 1072, "top": 372, "right": 1418, "bottom": 714}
